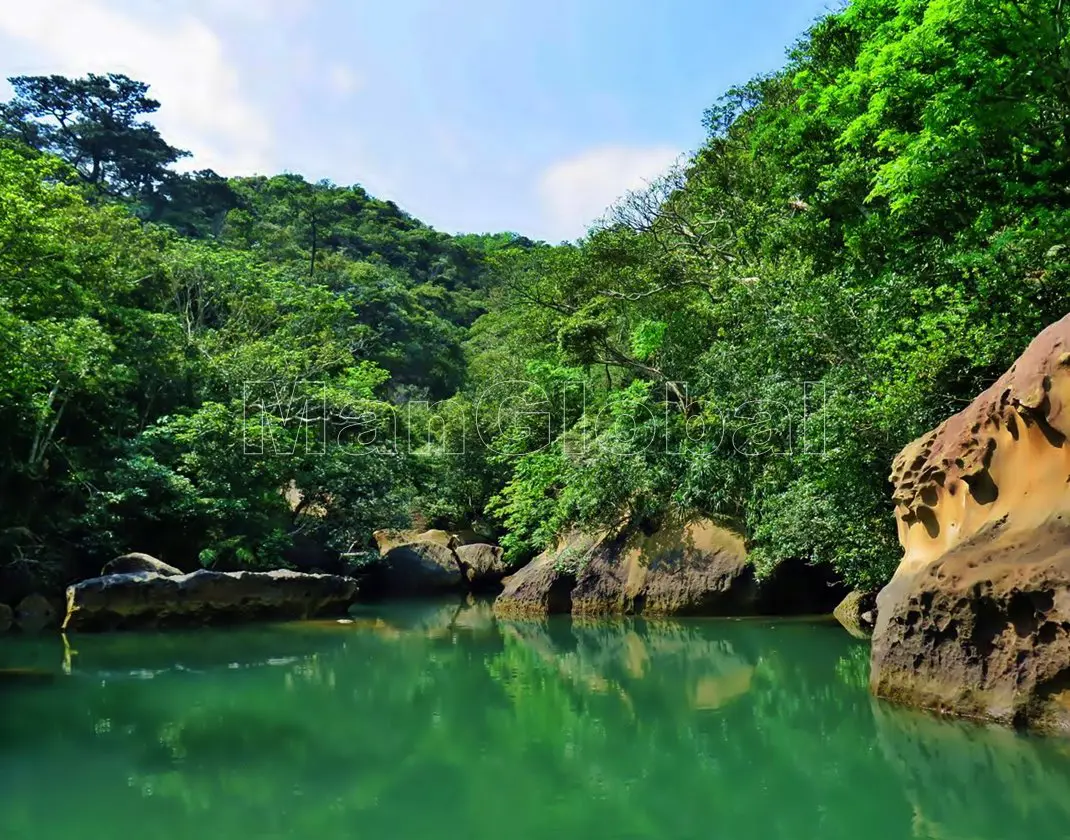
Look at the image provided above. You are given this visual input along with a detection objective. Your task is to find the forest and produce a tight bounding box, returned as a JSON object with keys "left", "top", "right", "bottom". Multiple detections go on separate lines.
{"left": 3, "top": 0, "right": 1070, "bottom": 600}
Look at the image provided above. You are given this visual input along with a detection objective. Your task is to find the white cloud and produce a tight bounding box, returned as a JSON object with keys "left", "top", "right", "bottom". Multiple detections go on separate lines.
{"left": 536, "top": 145, "right": 682, "bottom": 242}
{"left": 0, "top": 0, "right": 272, "bottom": 175}
{"left": 193, "top": 0, "right": 312, "bottom": 24}
{"left": 328, "top": 63, "right": 363, "bottom": 97}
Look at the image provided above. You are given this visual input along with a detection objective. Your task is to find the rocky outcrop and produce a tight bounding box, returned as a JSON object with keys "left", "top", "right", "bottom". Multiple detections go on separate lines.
{"left": 833, "top": 590, "right": 877, "bottom": 638}
{"left": 570, "top": 520, "right": 756, "bottom": 616}
{"left": 495, "top": 520, "right": 772, "bottom": 618}
{"left": 64, "top": 569, "right": 358, "bottom": 632}
{"left": 101, "top": 552, "right": 183, "bottom": 577}
{"left": 871, "top": 313, "right": 1070, "bottom": 730}
{"left": 455, "top": 543, "right": 510, "bottom": 591}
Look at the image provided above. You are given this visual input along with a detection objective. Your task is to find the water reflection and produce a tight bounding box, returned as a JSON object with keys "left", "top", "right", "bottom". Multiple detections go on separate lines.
{"left": 1, "top": 605, "right": 1069, "bottom": 840}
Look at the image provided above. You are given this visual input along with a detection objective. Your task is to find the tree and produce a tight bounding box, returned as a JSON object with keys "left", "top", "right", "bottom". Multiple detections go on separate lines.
{"left": 0, "top": 73, "right": 188, "bottom": 198}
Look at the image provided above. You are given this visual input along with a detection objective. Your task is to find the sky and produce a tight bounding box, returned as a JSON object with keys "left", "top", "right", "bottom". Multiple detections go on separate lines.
{"left": 0, "top": 0, "right": 837, "bottom": 242}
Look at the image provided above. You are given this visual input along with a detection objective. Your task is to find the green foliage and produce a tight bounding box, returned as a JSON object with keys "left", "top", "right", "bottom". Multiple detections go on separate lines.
{"left": 0, "top": 84, "right": 513, "bottom": 583}
{"left": 463, "top": 0, "right": 1070, "bottom": 589}
{"left": 7, "top": 0, "right": 1070, "bottom": 597}
{"left": 0, "top": 73, "right": 188, "bottom": 198}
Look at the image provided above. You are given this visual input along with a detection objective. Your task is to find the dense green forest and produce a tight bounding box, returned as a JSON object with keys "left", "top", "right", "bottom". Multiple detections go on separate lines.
{"left": 3, "top": 0, "right": 1070, "bottom": 599}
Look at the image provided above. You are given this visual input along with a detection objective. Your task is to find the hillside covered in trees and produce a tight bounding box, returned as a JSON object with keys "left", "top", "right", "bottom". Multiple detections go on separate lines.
{"left": 3, "top": 0, "right": 1070, "bottom": 599}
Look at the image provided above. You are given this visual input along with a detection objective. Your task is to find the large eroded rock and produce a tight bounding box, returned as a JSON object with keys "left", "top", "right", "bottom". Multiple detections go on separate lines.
{"left": 64, "top": 569, "right": 358, "bottom": 632}
{"left": 570, "top": 520, "right": 756, "bottom": 616}
{"left": 494, "top": 521, "right": 761, "bottom": 618}
{"left": 871, "top": 312, "right": 1070, "bottom": 730}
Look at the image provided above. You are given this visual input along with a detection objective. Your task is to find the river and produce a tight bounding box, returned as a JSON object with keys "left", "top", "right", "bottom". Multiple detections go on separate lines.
{"left": 2, "top": 599, "right": 1069, "bottom": 839}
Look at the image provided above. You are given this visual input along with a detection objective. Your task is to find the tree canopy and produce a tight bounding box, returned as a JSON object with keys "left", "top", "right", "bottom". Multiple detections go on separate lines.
{"left": 3, "top": 0, "right": 1070, "bottom": 596}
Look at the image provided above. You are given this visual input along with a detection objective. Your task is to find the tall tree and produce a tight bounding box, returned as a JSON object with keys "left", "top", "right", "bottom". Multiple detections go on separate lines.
{"left": 0, "top": 73, "right": 188, "bottom": 198}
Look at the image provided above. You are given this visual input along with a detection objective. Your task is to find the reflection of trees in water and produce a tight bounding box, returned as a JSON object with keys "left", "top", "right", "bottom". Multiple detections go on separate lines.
{"left": 873, "top": 701, "right": 1070, "bottom": 840}
{"left": 490, "top": 617, "right": 906, "bottom": 840}
{"left": 3, "top": 610, "right": 1070, "bottom": 840}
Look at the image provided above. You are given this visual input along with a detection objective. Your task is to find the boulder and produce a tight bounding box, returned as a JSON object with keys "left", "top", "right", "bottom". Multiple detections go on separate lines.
{"left": 377, "top": 540, "right": 464, "bottom": 594}
{"left": 0, "top": 603, "right": 11, "bottom": 633}
{"left": 833, "top": 590, "right": 878, "bottom": 638}
{"left": 101, "top": 552, "right": 183, "bottom": 577}
{"left": 493, "top": 532, "right": 598, "bottom": 618}
{"left": 494, "top": 522, "right": 759, "bottom": 618}
{"left": 455, "top": 543, "right": 510, "bottom": 591}
{"left": 63, "top": 569, "right": 358, "bottom": 632}
{"left": 15, "top": 593, "right": 57, "bottom": 632}
{"left": 570, "top": 519, "right": 756, "bottom": 616}
{"left": 871, "top": 312, "right": 1070, "bottom": 730}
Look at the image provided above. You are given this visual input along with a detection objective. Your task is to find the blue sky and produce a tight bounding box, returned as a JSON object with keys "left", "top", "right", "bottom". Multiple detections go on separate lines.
{"left": 0, "top": 0, "right": 837, "bottom": 241}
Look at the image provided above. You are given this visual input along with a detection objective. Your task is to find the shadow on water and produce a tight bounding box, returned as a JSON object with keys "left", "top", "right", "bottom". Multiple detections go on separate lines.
{"left": 2, "top": 603, "right": 1070, "bottom": 840}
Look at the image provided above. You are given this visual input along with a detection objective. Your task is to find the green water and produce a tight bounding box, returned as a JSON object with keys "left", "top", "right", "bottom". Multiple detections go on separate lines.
{"left": 3, "top": 601, "right": 1070, "bottom": 840}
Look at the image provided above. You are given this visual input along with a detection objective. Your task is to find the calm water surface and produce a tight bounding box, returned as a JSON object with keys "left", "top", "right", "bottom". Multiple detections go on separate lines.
{"left": 2, "top": 600, "right": 1070, "bottom": 840}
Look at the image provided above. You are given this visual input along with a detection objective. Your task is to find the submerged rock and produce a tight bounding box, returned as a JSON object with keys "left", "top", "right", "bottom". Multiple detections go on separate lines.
{"left": 64, "top": 569, "right": 358, "bottom": 632}
{"left": 101, "top": 552, "right": 183, "bottom": 577}
{"left": 0, "top": 668, "right": 56, "bottom": 687}
{"left": 834, "top": 591, "right": 878, "bottom": 639}
{"left": 871, "top": 312, "right": 1070, "bottom": 731}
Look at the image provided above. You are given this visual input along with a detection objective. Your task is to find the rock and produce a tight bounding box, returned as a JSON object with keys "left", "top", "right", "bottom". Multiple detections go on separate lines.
{"left": 494, "top": 521, "right": 759, "bottom": 618}
{"left": 0, "top": 603, "right": 12, "bottom": 633}
{"left": 451, "top": 529, "right": 495, "bottom": 547}
{"left": 63, "top": 569, "right": 358, "bottom": 632}
{"left": 871, "top": 312, "right": 1070, "bottom": 730}
{"left": 101, "top": 552, "right": 183, "bottom": 577}
{"left": 378, "top": 540, "right": 464, "bottom": 594}
{"left": 834, "top": 591, "right": 878, "bottom": 638}
{"left": 455, "top": 543, "right": 510, "bottom": 591}
{"left": 493, "top": 532, "right": 596, "bottom": 618}
{"left": 15, "top": 593, "right": 57, "bottom": 632}
{"left": 570, "top": 519, "right": 756, "bottom": 616}
{"left": 373, "top": 528, "right": 455, "bottom": 552}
